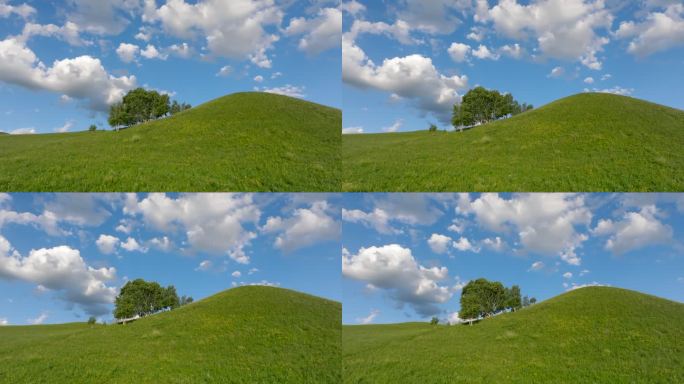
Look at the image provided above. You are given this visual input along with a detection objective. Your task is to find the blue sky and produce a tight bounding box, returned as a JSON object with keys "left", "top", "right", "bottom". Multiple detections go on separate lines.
{"left": 0, "top": 193, "right": 341, "bottom": 325}
{"left": 342, "top": 0, "right": 684, "bottom": 133}
{"left": 0, "top": 0, "right": 341, "bottom": 134}
{"left": 342, "top": 193, "right": 684, "bottom": 324}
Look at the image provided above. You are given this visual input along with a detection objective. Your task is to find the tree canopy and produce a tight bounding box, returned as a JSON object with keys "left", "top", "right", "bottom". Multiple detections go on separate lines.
{"left": 113, "top": 278, "right": 182, "bottom": 319}
{"left": 452, "top": 87, "right": 533, "bottom": 128}
{"left": 108, "top": 88, "right": 191, "bottom": 129}
{"left": 459, "top": 278, "right": 523, "bottom": 319}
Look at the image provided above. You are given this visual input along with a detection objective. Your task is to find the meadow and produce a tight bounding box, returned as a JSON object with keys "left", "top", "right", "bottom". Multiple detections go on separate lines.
{"left": 0, "top": 92, "right": 341, "bottom": 192}
{"left": 343, "top": 287, "right": 684, "bottom": 383}
{"left": 0, "top": 286, "right": 341, "bottom": 384}
{"left": 342, "top": 93, "right": 684, "bottom": 191}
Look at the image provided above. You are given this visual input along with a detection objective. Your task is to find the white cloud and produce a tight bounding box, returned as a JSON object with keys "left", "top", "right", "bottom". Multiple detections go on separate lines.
{"left": 396, "top": 0, "right": 470, "bottom": 34}
{"left": 342, "top": 126, "right": 364, "bottom": 134}
{"left": 148, "top": 236, "right": 173, "bottom": 252}
{"left": 357, "top": 309, "right": 380, "bottom": 324}
{"left": 284, "top": 7, "right": 341, "bottom": 55}
{"left": 216, "top": 65, "right": 233, "bottom": 77}
{"left": 4, "top": 127, "right": 35, "bottom": 135}
{"left": 529, "top": 261, "right": 544, "bottom": 271}
{"left": 116, "top": 42, "right": 140, "bottom": 63}
{"left": 254, "top": 75, "right": 264, "bottom": 83}
{"left": 231, "top": 270, "right": 241, "bottom": 278}
{"left": 343, "top": 32, "right": 468, "bottom": 123}
{"left": 615, "top": 4, "right": 684, "bottom": 56}
{"left": 343, "top": 195, "right": 443, "bottom": 235}
{"left": 500, "top": 43, "right": 524, "bottom": 59}
{"left": 601, "top": 73, "right": 612, "bottom": 81}
{"left": 584, "top": 86, "right": 634, "bottom": 96}
{"left": 20, "top": 22, "right": 89, "bottom": 46}
{"left": 382, "top": 119, "right": 403, "bottom": 133}
{"left": 0, "top": 317, "right": 7, "bottom": 326}
{"left": 592, "top": 205, "right": 673, "bottom": 254}
{"left": 567, "top": 281, "right": 608, "bottom": 291}
{"left": 448, "top": 42, "right": 471, "bottom": 62}
{"left": 453, "top": 237, "right": 479, "bottom": 253}
{"left": 0, "top": 238, "right": 117, "bottom": 316}
{"left": 482, "top": 236, "right": 506, "bottom": 252}
{"left": 0, "top": 37, "right": 137, "bottom": 111}
{"left": 261, "top": 200, "right": 340, "bottom": 252}
{"left": 28, "top": 312, "right": 48, "bottom": 325}
{"left": 96, "top": 234, "right": 119, "bottom": 254}
{"left": 43, "top": 194, "right": 111, "bottom": 227}
{"left": 147, "top": 0, "right": 282, "bottom": 67}
{"left": 563, "top": 272, "right": 573, "bottom": 279}
{"left": 258, "top": 85, "right": 306, "bottom": 98}
{"left": 195, "top": 260, "right": 212, "bottom": 271}
{"left": 54, "top": 120, "right": 74, "bottom": 133}
{"left": 140, "top": 44, "right": 167, "bottom": 60}
{"left": 472, "top": 44, "right": 500, "bottom": 60}
{"left": 481, "top": 0, "right": 613, "bottom": 69}
{"left": 583, "top": 76, "right": 594, "bottom": 84}
{"left": 447, "top": 311, "right": 461, "bottom": 325}
{"left": 343, "top": 244, "right": 453, "bottom": 317}
{"left": 66, "top": 0, "right": 141, "bottom": 36}
{"left": 548, "top": 66, "right": 565, "bottom": 78}
{"left": 120, "top": 237, "right": 146, "bottom": 253}
{"left": 0, "top": 0, "right": 35, "bottom": 19}
{"left": 340, "top": 0, "right": 366, "bottom": 16}
{"left": 457, "top": 193, "right": 591, "bottom": 265}
{"left": 428, "top": 233, "right": 452, "bottom": 254}
{"left": 579, "top": 269, "right": 590, "bottom": 276}
{"left": 126, "top": 193, "right": 259, "bottom": 264}
{"left": 168, "top": 42, "right": 193, "bottom": 58}
{"left": 134, "top": 26, "right": 152, "bottom": 41}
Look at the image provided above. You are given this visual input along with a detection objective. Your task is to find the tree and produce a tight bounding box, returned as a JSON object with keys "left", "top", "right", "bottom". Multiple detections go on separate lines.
{"left": 430, "top": 317, "right": 439, "bottom": 325}
{"left": 459, "top": 278, "right": 507, "bottom": 319}
{"left": 452, "top": 87, "right": 531, "bottom": 128}
{"left": 530, "top": 297, "right": 537, "bottom": 305}
{"left": 87, "top": 316, "right": 97, "bottom": 324}
{"left": 505, "top": 285, "right": 522, "bottom": 311}
{"left": 113, "top": 279, "right": 181, "bottom": 319}
{"left": 428, "top": 124, "right": 438, "bottom": 132}
{"left": 88, "top": 124, "right": 97, "bottom": 132}
{"left": 522, "top": 295, "right": 530, "bottom": 307}
{"left": 180, "top": 295, "right": 194, "bottom": 306}
{"left": 108, "top": 88, "right": 189, "bottom": 129}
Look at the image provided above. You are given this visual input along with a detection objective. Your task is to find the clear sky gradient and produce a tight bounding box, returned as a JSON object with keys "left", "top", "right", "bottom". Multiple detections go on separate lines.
{"left": 342, "top": 193, "right": 684, "bottom": 324}
{"left": 342, "top": 0, "right": 684, "bottom": 133}
{"left": 0, "top": 0, "right": 341, "bottom": 134}
{"left": 0, "top": 193, "right": 341, "bottom": 325}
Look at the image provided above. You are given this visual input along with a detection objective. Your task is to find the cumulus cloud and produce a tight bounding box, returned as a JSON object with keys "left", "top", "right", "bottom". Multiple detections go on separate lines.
{"left": 548, "top": 66, "right": 565, "bottom": 78}
{"left": 396, "top": 0, "right": 470, "bottom": 34}
{"left": 54, "top": 120, "right": 74, "bottom": 133}
{"left": 121, "top": 237, "right": 146, "bottom": 253}
{"left": 457, "top": 193, "right": 591, "bottom": 265}
{"left": 96, "top": 234, "right": 119, "bottom": 254}
{"left": 342, "top": 126, "right": 364, "bottom": 134}
{"left": 28, "top": 312, "right": 48, "bottom": 325}
{"left": 343, "top": 194, "right": 443, "bottom": 235}
{"left": 116, "top": 42, "right": 139, "bottom": 63}
{"left": 343, "top": 244, "right": 454, "bottom": 317}
{"left": 284, "top": 7, "right": 341, "bottom": 55}
{"left": 528, "top": 261, "right": 544, "bottom": 271}
{"left": 125, "top": 193, "right": 260, "bottom": 264}
{"left": 0, "top": 237, "right": 117, "bottom": 316}
{"left": 357, "top": 309, "right": 380, "bottom": 324}
{"left": 615, "top": 4, "right": 684, "bottom": 57}
{"left": 0, "top": 0, "right": 35, "bottom": 19}
{"left": 453, "top": 236, "right": 480, "bottom": 253}
{"left": 258, "top": 85, "right": 306, "bottom": 98}
{"left": 472, "top": 44, "right": 500, "bottom": 60}
{"left": 584, "top": 76, "right": 595, "bottom": 84}
{"left": 261, "top": 200, "right": 340, "bottom": 252}
{"left": 592, "top": 205, "right": 673, "bottom": 254}
{"left": 382, "top": 120, "right": 403, "bottom": 133}
{"left": 0, "top": 37, "right": 136, "bottom": 111}
{"left": 195, "top": 260, "right": 212, "bottom": 271}
{"left": 584, "top": 86, "right": 633, "bottom": 96}
{"left": 19, "top": 22, "right": 89, "bottom": 46}
{"left": 0, "top": 317, "right": 7, "bottom": 326}
{"left": 216, "top": 65, "right": 232, "bottom": 77}
{"left": 146, "top": 0, "right": 282, "bottom": 67}
{"left": 231, "top": 270, "right": 241, "bottom": 278}
{"left": 448, "top": 42, "right": 471, "bottom": 62}
{"left": 340, "top": 0, "right": 366, "bottom": 16}
{"left": 479, "top": 0, "right": 613, "bottom": 69}
{"left": 428, "top": 233, "right": 452, "bottom": 254}
{"left": 343, "top": 31, "right": 467, "bottom": 123}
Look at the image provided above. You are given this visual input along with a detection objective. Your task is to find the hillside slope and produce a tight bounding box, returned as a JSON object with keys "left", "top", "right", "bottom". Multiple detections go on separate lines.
{"left": 343, "top": 93, "right": 684, "bottom": 191}
{"left": 344, "top": 287, "right": 684, "bottom": 383}
{"left": 0, "top": 92, "right": 341, "bottom": 191}
{"left": 0, "top": 286, "right": 341, "bottom": 384}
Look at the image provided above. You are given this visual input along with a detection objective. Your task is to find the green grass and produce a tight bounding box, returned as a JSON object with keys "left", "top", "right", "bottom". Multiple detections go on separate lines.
{"left": 0, "top": 92, "right": 340, "bottom": 192}
{"left": 343, "top": 93, "right": 684, "bottom": 191}
{"left": 0, "top": 286, "right": 341, "bottom": 384}
{"left": 343, "top": 287, "right": 684, "bottom": 383}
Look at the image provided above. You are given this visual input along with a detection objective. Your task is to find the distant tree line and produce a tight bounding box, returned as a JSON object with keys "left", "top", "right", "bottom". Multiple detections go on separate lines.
{"left": 113, "top": 278, "right": 193, "bottom": 320}
{"left": 108, "top": 88, "right": 191, "bottom": 130}
{"left": 452, "top": 87, "right": 533, "bottom": 128}
{"left": 459, "top": 278, "right": 536, "bottom": 319}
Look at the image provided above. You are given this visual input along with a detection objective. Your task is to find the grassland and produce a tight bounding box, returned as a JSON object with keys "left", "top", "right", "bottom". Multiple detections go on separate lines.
{"left": 343, "top": 287, "right": 684, "bottom": 383}
{"left": 342, "top": 93, "right": 684, "bottom": 191}
{"left": 0, "top": 92, "right": 340, "bottom": 192}
{"left": 0, "top": 286, "right": 341, "bottom": 384}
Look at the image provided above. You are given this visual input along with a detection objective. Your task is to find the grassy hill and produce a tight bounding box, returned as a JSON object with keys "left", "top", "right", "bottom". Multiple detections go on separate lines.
{"left": 343, "top": 287, "right": 684, "bottom": 383}
{"left": 0, "top": 92, "right": 340, "bottom": 192}
{"left": 342, "top": 93, "right": 684, "bottom": 191}
{"left": 0, "top": 286, "right": 341, "bottom": 383}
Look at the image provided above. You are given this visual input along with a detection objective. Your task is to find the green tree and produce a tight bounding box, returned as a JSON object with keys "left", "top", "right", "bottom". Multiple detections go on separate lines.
{"left": 452, "top": 87, "right": 530, "bottom": 128}
{"left": 113, "top": 279, "right": 181, "bottom": 319}
{"left": 88, "top": 124, "right": 97, "bottom": 132}
{"left": 87, "top": 316, "right": 97, "bottom": 324}
{"left": 506, "top": 285, "right": 522, "bottom": 311}
{"left": 180, "top": 295, "right": 194, "bottom": 306}
{"left": 428, "top": 124, "right": 438, "bottom": 132}
{"left": 459, "top": 278, "right": 508, "bottom": 319}
{"left": 522, "top": 295, "right": 530, "bottom": 307}
{"left": 430, "top": 317, "right": 439, "bottom": 325}
{"left": 108, "top": 88, "right": 188, "bottom": 129}
{"left": 530, "top": 297, "right": 537, "bottom": 305}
